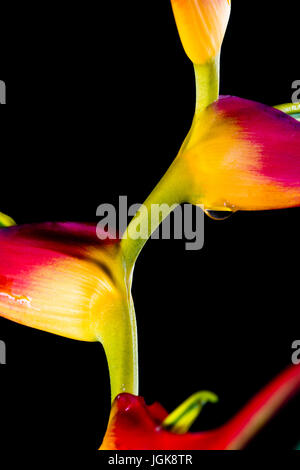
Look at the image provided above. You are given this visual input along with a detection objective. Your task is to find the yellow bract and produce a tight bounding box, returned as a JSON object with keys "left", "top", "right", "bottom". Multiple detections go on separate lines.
{"left": 171, "top": 0, "right": 231, "bottom": 64}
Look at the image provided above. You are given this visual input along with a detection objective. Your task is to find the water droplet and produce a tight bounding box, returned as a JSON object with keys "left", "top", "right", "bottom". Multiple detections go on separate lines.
{"left": 204, "top": 210, "right": 235, "bottom": 221}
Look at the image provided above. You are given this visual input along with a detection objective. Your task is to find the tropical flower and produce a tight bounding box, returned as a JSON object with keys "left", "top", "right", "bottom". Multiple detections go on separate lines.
{"left": 168, "top": 0, "right": 300, "bottom": 213}
{"left": 1, "top": 0, "right": 299, "bottom": 452}
{"left": 0, "top": 222, "right": 138, "bottom": 401}
{"left": 100, "top": 364, "right": 300, "bottom": 450}
{"left": 120, "top": 3, "right": 300, "bottom": 266}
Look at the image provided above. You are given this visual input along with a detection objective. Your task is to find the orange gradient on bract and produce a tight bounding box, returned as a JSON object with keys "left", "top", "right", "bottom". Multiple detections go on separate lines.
{"left": 178, "top": 96, "right": 300, "bottom": 211}
{"left": 171, "top": 0, "right": 231, "bottom": 64}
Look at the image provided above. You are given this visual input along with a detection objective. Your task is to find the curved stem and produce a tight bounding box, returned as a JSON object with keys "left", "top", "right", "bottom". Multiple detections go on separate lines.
{"left": 103, "top": 55, "right": 220, "bottom": 400}
{"left": 121, "top": 160, "right": 187, "bottom": 274}
{"left": 121, "top": 58, "right": 219, "bottom": 272}
{"left": 162, "top": 391, "right": 218, "bottom": 434}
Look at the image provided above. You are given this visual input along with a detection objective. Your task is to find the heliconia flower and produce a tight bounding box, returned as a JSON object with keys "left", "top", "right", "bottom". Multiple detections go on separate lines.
{"left": 100, "top": 364, "right": 300, "bottom": 450}
{"left": 170, "top": 0, "right": 231, "bottom": 65}
{"left": 122, "top": 96, "right": 300, "bottom": 265}
{"left": 0, "top": 222, "right": 138, "bottom": 400}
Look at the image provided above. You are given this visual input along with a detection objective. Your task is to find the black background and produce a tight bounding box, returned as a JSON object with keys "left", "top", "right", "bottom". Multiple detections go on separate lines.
{"left": 1, "top": 1, "right": 300, "bottom": 452}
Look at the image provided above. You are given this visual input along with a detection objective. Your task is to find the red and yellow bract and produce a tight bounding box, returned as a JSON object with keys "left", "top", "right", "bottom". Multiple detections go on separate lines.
{"left": 175, "top": 96, "right": 300, "bottom": 212}
{"left": 0, "top": 222, "right": 138, "bottom": 401}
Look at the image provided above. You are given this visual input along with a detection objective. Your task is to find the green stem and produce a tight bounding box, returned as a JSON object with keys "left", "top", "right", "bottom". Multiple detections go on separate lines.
{"left": 194, "top": 55, "right": 220, "bottom": 115}
{"left": 121, "top": 160, "right": 187, "bottom": 274}
{"left": 121, "top": 57, "right": 219, "bottom": 272}
{"left": 162, "top": 391, "right": 218, "bottom": 434}
{"left": 98, "top": 292, "right": 139, "bottom": 402}
{"left": 109, "top": 57, "right": 220, "bottom": 397}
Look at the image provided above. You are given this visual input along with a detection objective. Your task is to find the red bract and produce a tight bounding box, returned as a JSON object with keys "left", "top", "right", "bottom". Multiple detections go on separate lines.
{"left": 100, "top": 364, "right": 300, "bottom": 449}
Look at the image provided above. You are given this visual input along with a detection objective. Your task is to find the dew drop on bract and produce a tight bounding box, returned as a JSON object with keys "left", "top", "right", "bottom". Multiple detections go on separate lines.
{"left": 204, "top": 210, "right": 235, "bottom": 221}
